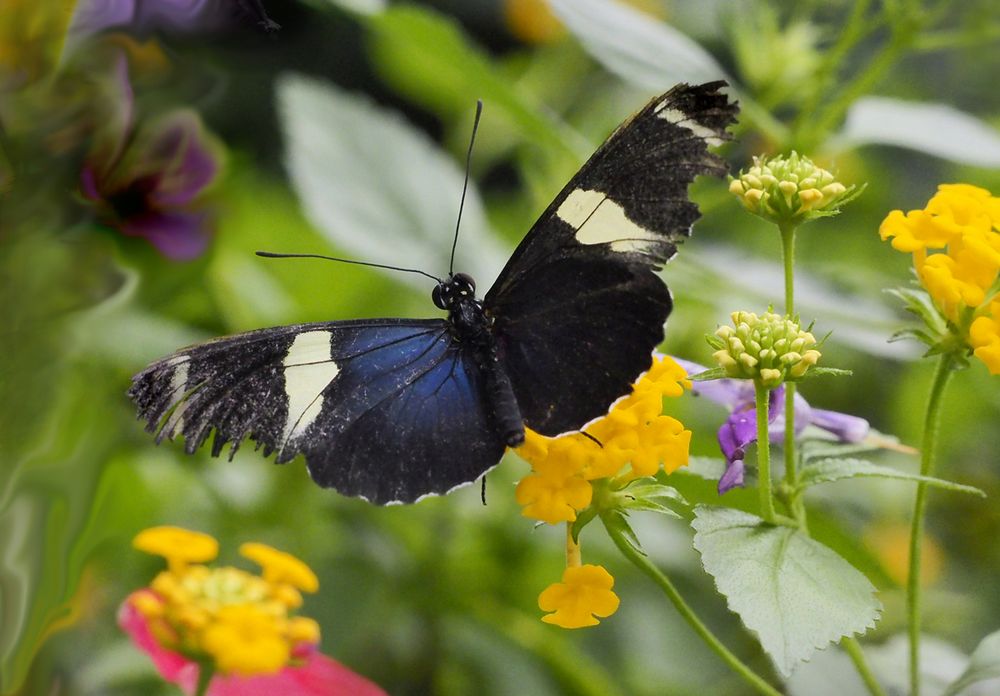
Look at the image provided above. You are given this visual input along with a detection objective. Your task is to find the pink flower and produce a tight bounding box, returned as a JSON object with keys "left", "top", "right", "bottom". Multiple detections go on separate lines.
{"left": 119, "top": 591, "right": 386, "bottom": 696}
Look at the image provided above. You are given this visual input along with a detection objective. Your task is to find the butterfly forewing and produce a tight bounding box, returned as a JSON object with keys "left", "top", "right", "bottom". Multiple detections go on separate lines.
{"left": 129, "top": 319, "right": 506, "bottom": 503}
{"left": 485, "top": 81, "right": 738, "bottom": 435}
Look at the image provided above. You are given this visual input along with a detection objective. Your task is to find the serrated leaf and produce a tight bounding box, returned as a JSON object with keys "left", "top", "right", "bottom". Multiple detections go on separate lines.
{"left": 547, "top": 0, "right": 731, "bottom": 90}
{"left": 941, "top": 629, "right": 1000, "bottom": 696}
{"left": 691, "top": 505, "right": 881, "bottom": 676}
{"left": 277, "top": 74, "right": 508, "bottom": 291}
{"left": 799, "top": 458, "right": 985, "bottom": 496}
{"left": 834, "top": 97, "right": 1000, "bottom": 167}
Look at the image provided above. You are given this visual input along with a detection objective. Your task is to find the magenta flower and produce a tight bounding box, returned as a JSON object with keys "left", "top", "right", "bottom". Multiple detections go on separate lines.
{"left": 80, "top": 57, "right": 223, "bottom": 260}
{"left": 674, "top": 358, "right": 870, "bottom": 494}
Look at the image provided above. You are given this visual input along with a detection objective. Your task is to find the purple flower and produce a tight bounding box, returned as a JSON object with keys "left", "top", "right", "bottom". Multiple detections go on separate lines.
{"left": 673, "top": 358, "right": 870, "bottom": 495}
{"left": 71, "top": 0, "right": 278, "bottom": 38}
{"left": 81, "top": 56, "right": 223, "bottom": 260}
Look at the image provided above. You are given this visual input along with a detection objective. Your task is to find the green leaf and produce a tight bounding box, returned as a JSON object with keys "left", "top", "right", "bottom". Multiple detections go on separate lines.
{"left": 680, "top": 456, "right": 729, "bottom": 481}
{"left": 619, "top": 479, "right": 685, "bottom": 517}
{"left": 688, "top": 366, "right": 729, "bottom": 381}
{"left": 834, "top": 97, "right": 1000, "bottom": 167}
{"left": 802, "top": 367, "right": 852, "bottom": 378}
{"left": 691, "top": 505, "right": 881, "bottom": 676}
{"left": 366, "top": 5, "right": 586, "bottom": 165}
{"left": 277, "top": 74, "right": 508, "bottom": 290}
{"left": 941, "top": 629, "right": 1000, "bottom": 696}
{"left": 548, "top": 0, "right": 731, "bottom": 89}
{"left": 601, "top": 510, "right": 643, "bottom": 555}
{"left": 799, "top": 458, "right": 985, "bottom": 496}
{"left": 314, "top": 0, "right": 384, "bottom": 16}
{"left": 800, "top": 431, "right": 911, "bottom": 463}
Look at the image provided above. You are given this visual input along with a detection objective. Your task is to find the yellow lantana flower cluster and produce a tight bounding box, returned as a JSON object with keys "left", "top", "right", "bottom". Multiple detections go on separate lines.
{"left": 515, "top": 355, "right": 692, "bottom": 628}
{"left": 130, "top": 526, "right": 321, "bottom": 677}
{"left": 880, "top": 184, "right": 1000, "bottom": 373}
{"left": 515, "top": 355, "right": 691, "bottom": 524}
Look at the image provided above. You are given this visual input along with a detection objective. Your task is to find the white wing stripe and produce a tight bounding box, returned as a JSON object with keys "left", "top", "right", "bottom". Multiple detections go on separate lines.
{"left": 282, "top": 330, "right": 340, "bottom": 446}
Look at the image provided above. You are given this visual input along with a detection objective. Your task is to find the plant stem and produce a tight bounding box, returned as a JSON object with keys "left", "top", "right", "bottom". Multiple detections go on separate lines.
{"left": 907, "top": 353, "right": 955, "bottom": 696}
{"left": 779, "top": 222, "right": 800, "bottom": 508}
{"left": 602, "top": 517, "right": 783, "bottom": 696}
{"left": 755, "top": 381, "right": 776, "bottom": 523}
{"left": 843, "top": 637, "right": 889, "bottom": 696}
{"left": 194, "top": 661, "right": 214, "bottom": 696}
{"left": 780, "top": 222, "right": 796, "bottom": 315}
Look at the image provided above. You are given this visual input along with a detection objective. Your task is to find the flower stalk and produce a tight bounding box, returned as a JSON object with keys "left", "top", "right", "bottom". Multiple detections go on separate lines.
{"left": 755, "top": 381, "right": 777, "bottom": 523}
{"left": 907, "top": 353, "right": 956, "bottom": 696}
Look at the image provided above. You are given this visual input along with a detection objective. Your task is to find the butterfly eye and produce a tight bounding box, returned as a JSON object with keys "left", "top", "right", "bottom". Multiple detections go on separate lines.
{"left": 454, "top": 273, "right": 476, "bottom": 296}
{"left": 432, "top": 282, "right": 447, "bottom": 310}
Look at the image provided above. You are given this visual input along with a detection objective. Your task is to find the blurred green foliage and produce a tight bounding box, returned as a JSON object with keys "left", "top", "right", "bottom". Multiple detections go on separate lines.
{"left": 2, "top": 0, "right": 1000, "bottom": 694}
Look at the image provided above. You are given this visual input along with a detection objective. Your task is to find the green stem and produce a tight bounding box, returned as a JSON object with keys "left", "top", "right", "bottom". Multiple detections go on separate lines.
{"left": 602, "top": 518, "right": 783, "bottom": 696}
{"left": 907, "top": 353, "right": 955, "bottom": 696}
{"left": 780, "top": 222, "right": 796, "bottom": 315}
{"left": 779, "top": 222, "right": 800, "bottom": 512}
{"left": 755, "top": 381, "right": 776, "bottom": 523}
{"left": 791, "top": 0, "right": 876, "bottom": 141}
{"left": 843, "top": 637, "right": 889, "bottom": 696}
{"left": 808, "top": 19, "right": 916, "bottom": 146}
{"left": 194, "top": 661, "right": 214, "bottom": 696}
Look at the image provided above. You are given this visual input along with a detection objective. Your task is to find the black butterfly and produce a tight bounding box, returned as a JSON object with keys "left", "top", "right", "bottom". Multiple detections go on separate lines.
{"left": 129, "top": 82, "right": 738, "bottom": 504}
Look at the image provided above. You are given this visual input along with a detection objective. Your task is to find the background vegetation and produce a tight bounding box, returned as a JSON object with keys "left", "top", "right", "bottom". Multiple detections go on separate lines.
{"left": 2, "top": 0, "right": 999, "bottom": 693}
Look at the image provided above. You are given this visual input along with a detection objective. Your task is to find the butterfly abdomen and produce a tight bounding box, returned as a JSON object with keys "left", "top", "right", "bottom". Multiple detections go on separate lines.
{"left": 446, "top": 284, "right": 525, "bottom": 448}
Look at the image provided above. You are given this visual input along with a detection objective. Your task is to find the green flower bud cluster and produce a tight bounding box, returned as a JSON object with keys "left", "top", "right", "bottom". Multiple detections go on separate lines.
{"left": 729, "top": 152, "right": 853, "bottom": 225}
{"left": 708, "top": 310, "right": 821, "bottom": 388}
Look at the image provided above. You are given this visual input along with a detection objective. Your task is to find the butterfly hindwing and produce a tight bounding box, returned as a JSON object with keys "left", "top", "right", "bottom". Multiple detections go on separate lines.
{"left": 129, "top": 319, "right": 506, "bottom": 503}
{"left": 485, "top": 81, "right": 737, "bottom": 435}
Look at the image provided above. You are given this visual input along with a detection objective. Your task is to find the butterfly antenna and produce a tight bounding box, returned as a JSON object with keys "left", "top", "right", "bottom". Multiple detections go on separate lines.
{"left": 449, "top": 99, "right": 484, "bottom": 276}
{"left": 256, "top": 251, "right": 443, "bottom": 283}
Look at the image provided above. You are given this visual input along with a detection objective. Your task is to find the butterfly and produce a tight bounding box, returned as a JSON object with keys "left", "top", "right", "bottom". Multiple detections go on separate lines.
{"left": 129, "top": 81, "right": 738, "bottom": 504}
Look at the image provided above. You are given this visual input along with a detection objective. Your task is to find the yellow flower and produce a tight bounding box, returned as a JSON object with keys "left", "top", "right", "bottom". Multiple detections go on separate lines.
{"left": 880, "top": 184, "right": 1000, "bottom": 371}
{"left": 514, "top": 355, "right": 692, "bottom": 521}
{"left": 134, "top": 526, "right": 219, "bottom": 573}
{"left": 201, "top": 604, "right": 290, "bottom": 677}
{"left": 127, "top": 527, "right": 322, "bottom": 677}
{"left": 515, "top": 468, "right": 593, "bottom": 523}
{"left": 970, "top": 299, "right": 1000, "bottom": 375}
{"left": 538, "top": 564, "right": 620, "bottom": 628}
{"left": 240, "top": 542, "right": 320, "bottom": 594}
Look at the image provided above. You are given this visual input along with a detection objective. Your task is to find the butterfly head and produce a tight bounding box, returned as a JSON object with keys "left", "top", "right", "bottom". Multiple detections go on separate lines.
{"left": 432, "top": 272, "right": 477, "bottom": 311}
